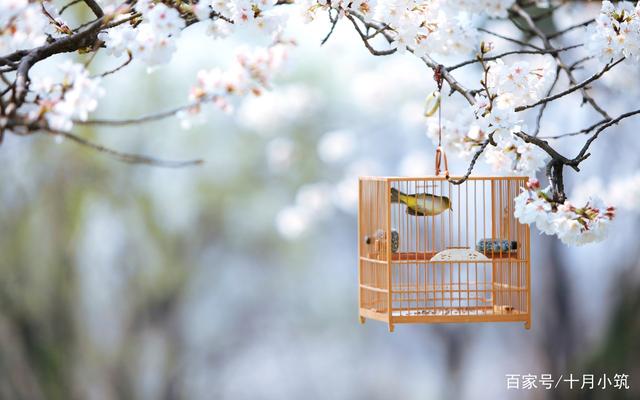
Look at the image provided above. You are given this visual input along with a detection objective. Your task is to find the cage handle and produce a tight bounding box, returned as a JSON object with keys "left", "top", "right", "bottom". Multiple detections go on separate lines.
{"left": 435, "top": 146, "right": 449, "bottom": 178}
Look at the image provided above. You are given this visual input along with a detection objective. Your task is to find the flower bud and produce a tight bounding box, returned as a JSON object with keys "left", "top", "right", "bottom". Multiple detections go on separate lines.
{"left": 480, "top": 41, "right": 494, "bottom": 54}
{"left": 526, "top": 178, "right": 540, "bottom": 191}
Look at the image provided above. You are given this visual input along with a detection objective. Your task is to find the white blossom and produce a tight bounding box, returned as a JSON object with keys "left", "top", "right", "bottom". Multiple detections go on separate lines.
{"left": 0, "top": 0, "right": 49, "bottom": 54}
{"left": 514, "top": 179, "right": 616, "bottom": 246}
{"left": 99, "top": 2, "right": 185, "bottom": 66}
{"left": 486, "top": 58, "right": 553, "bottom": 108}
{"left": 26, "top": 62, "right": 104, "bottom": 132}
{"left": 188, "top": 43, "right": 290, "bottom": 118}
{"left": 586, "top": 1, "right": 640, "bottom": 64}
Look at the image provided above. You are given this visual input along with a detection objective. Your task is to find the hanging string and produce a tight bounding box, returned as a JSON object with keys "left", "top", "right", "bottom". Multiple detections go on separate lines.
{"left": 433, "top": 65, "right": 449, "bottom": 178}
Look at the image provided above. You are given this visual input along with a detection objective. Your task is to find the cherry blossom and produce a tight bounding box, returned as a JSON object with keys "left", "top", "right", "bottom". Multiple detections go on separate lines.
{"left": 99, "top": 1, "right": 185, "bottom": 66}
{"left": 514, "top": 179, "right": 616, "bottom": 246}
{"left": 183, "top": 42, "right": 290, "bottom": 122}
{"left": 485, "top": 58, "right": 553, "bottom": 108}
{"left": 0, "top": 0, "right": 49, "bottom": 54}
{"left": 23, "top": 61, "right": 104, "bottom": 132}
{"left": 586, "top": 1, "right": 640, "bottom": 63}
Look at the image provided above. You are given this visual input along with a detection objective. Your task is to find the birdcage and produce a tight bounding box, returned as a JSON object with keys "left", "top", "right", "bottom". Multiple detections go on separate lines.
{"left": 358, "top": 176, "right": 531, "bottom": 332}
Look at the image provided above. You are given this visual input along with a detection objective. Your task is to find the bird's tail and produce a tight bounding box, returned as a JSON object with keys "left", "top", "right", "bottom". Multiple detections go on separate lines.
{"left": 390, "top": 187, "right": 403, "bottom": 203}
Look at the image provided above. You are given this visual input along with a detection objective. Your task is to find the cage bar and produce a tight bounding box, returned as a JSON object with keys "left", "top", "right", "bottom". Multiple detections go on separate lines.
{"left": 358, "top": 176, "right": 531, "bottom": 332}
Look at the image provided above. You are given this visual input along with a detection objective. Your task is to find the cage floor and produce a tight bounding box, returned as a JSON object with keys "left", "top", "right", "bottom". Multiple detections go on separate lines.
{"left": 391, "top": 308, "right": 524, "bottom": 317}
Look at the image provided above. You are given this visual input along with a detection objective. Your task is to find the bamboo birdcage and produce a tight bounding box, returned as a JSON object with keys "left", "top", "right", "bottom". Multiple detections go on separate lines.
{"left": 357, "top": 176, "right": 531, "bottom": 332}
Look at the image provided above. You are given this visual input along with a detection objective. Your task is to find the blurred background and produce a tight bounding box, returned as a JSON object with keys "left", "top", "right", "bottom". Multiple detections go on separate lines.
{"left": 1, "top": 2, "right": 639, "bottom": 399}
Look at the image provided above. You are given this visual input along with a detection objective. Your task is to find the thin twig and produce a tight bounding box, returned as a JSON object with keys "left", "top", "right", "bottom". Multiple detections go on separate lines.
{"left": 59, "top": 0, "right": 83, "bottom": 14}
{"left": 539, "top": 119, "right": 609, "bottom": 139}
{"left": 548, "top": 19, "right": 595, "bottom": 39}
{"left": 91, "top": 51, "right": 133, "bottom": 78}
{"left": 346, "top": 15, "right": 396, "bottom": 56}
{"left": 350, "top": 11, "right": 475, "bottom": 104}
{"left": 512, "top": 4, "right": 611, "bottom": 119}
{"left": 447, "top": 44, "right": 581, "bottom": 71}
{"left": 477, "top": 27, "right": 543, "bottom": 51}
{"left": 43, "top": 129, "right": 203, "bottom": 167}
{"left": 515, "top": 58, "right": 624, "bottom": 112}
{"left": 447, "top": 138, "right": 493, "bottom": 185}
{"left": 533, "top": 66, "right": 561, "bottom": 137}
{"left": 320, "top": 9, "right": 339, "bottom": 45}
{"left": 76, "top": 103, "right": 200, "bottom": 126}
{"left": 571, "top": 108, "right": 640, "bottom": 163}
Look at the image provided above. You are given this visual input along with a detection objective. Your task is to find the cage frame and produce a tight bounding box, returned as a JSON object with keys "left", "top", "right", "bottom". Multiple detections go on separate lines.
{"left": 358, "top": 175, "right": 532, "bottom": 332}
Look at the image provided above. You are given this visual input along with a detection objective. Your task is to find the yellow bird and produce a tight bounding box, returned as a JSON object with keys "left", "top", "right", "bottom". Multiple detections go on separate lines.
{"left": 390, "top": 187, "right": 452, "bottom": 216}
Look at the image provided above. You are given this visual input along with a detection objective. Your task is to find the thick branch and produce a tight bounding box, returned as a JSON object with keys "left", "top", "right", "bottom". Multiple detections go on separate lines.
{"left": 83, "top": 0, "right": 104, "bottom": 18}
{"left": 513, "top": 131, "right": 579, "bottom": 171}
{"left": 11, "top": 18, "right": 105, "bottom": 109}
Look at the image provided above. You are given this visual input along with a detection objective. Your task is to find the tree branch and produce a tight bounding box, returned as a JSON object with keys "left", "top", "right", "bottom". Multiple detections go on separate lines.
{"left": 83, "top": 0, "right": 104, "bottom": 18}
{"left": 477, "top": 27, "right": 543, "bottom": 51}
{"left": 447, "top": 137, "right": 493, "bottom": 185}
{"left": 346, "top": 15, "right": 396, "bottom": 56}
{"left": 43, "top": 129, "right": 203, "bottom": 168}
{"left": 512, "top": 4, "right": 611, "bottom": 119}
{"left": 533, "top": 66, "right": 561, "bottom": 137}
{"left": 447, "top": 44, "right": 581, "bottom": 71}
{"left": 570, "top": 108, "right": 640, "bottom": 164}
{"left": 320, "top": 9, "right": 339, "bottom": 45}
{"left": 75, "top": 103, "right": 203, "bottom": 126}
{"left": 90, "top": 51, "right": 133, "bottom": 78}
{"left": 350, "top": 11, "right": 476, "bottom": 104}
{"left": 10, "top": 18, "right": 105, "bottom": 109}
{"left": 514, "top": 58, "right": 624, "bottom": 112}
{"left": 548, "top": 19, "right": 595, "bottom": 40}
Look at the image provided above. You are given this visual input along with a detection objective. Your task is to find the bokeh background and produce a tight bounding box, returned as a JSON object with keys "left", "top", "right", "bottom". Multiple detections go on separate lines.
{"left": 1, "top": 2, "right": 639, "bottom": 399}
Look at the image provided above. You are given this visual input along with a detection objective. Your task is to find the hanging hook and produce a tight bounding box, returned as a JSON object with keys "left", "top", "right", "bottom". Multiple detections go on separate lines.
{"left": 433, "top": 64, "right": 444, "bottom": 91}
{"left": 435, "top": 146, "right": 449, "bottom": 178}
{"left": 433, "top": 64, "right": 448, "bottom": 178}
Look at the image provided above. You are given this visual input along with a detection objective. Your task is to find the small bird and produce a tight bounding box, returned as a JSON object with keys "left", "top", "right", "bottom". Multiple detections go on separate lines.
{"left": 390, "top": 187, "right": 452, "bottom": 217}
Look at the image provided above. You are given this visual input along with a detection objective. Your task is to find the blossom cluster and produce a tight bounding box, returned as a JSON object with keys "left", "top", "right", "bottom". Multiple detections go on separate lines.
{"left": 303, "top": 0, "right": 516, "bottom": 56}
{"left": 100, "top": 0, "right": 186, "bottom": 66}
{"left": 181, "top": 43, "right": 290, "bottom": 126}
{"left": 426, "top": 58, "right": 550, "bottom": 176}
{"left": 514, "top": 179, "right": 616, "bottom": 246}
{"left": 303, "top": 0, "right": 377, "bottom": 22}
{"left": 99, "top": 0, "right": 286, "bottom": 66}
{"left": 427, "top": 115, "right": 548, "bottom": 176}
{"left": 586, "top": 1, "right": 640, "bottom": 64}
{"left": 193, "top": 0, "right": 285, "bottom": 39}
{"left": 0, "top": 0, "right": 50, "bottom": 54}
{"left": 25, "top": 61, "right": 105, "bottom": 132}
{"left": 485, "top": 59, "right": 552, "bottom": 109}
